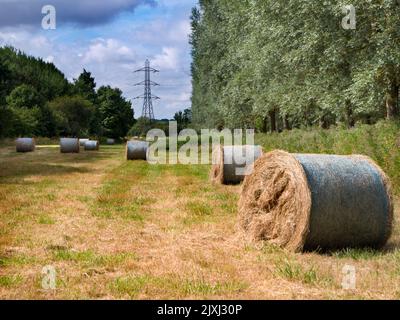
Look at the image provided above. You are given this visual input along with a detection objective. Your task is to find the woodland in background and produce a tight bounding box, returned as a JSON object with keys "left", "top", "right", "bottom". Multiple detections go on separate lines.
{"left": 0, "top": 46, "right": 134, "bottom": 139}
{"left": 190, "top": 0, "right": 400, "bottom": 131}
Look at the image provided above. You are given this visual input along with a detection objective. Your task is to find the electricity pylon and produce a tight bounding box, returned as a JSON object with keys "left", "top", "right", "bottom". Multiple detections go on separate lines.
{"left": 134, "top": 59, "right": 160, "bottom": 121}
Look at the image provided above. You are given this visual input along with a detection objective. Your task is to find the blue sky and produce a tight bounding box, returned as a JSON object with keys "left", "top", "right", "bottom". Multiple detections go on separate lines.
{"left": 0, "top": 0, "right": 197, "bottom": 119}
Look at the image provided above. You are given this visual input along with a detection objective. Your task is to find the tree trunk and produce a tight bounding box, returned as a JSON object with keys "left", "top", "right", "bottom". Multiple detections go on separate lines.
{"left": 345, "top": 100, "right": 355, "bottom": 128}
{"left": 320, "top": 115, "right": 329, "bottom": 129}
{"left": 262, "top": 116, "right": 268, "bottom": 133}
{"left": 386, "top": 82, "right": 399, "bottom": 120}
{"left": 269, "top": 110, "right": 277, "bottom": 133}
{"left": 365, "top": 115, "right": 372, "bottom": 125}
{"left": 284, "top": 116, "right": 291, "bottom": 131}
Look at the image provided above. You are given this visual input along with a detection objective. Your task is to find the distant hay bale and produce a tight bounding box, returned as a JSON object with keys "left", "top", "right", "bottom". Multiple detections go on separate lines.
{"left": 16, "top": 138, "right": 35, "bottom": 153}
{"left": 210, "top": 145, "right": 263, "bottom": 185}
{"left": 79, "top": 139, "right": 89, "bottom": 147}
{"left": 106, "top": 138, "right": 115, "bottom": 145}
{"left": 239, "top": 150, "right": 393, "bottom": 252}
{"left": 84, "top": 140, "right": 99, "bottom": 151}
{"left": 60, "top": 138, "right": 80, "bottom": 153}
{"left": 126, "top": 140, "right": 149, "bottom": 160}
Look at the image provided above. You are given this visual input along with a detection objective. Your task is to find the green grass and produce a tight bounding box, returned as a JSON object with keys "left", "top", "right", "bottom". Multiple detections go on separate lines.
{"left": 183, "top": 200, "right": 218, "bottom": 225}
{"left": 0, "top": 254, "right": 37, "bottom": 267}
{"left": 180, "top": 279, "right": 247, "bottom": 296}
{"left": 38, "top": 214, "right": 55, "bottom": 225}
{"left": 109, "top": 275, "right": 248, "bottom": 299}
{"left": 51, "top": 249, "right": 137, "bottom": 268}
{"left": 109, "top": 275, "right": 149, "bottom": 299}
{"left": 92, "top": 162, "right": 151, "bottom": 220}
{"left": 331, "top": 248, "right": 384, "bottom": 261}
{"left": 275, "top": 259, "right": 334, "bottom": 287}
{"left": 0, "top": 275, "right": 23, "bottom": 288}
{"left": 1, "top": 138, "right": 400, "bottom": 299}
{"left": 185, "top": 201, "right": 213, "bottom": 216}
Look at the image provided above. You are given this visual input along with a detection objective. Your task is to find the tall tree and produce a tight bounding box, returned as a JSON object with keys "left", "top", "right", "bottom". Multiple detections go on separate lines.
{"left": 6, "top": 84, "right": 43, "bottom": 109}
{"left": 174, "top": 108, "right": 192, "bottom": 131}
{"left": 73, "top": 69, "right": 97, "bottom": 104}
{"left": 189, "top": 0, "right": 400, "bottom": 130}
{"left": 97, "top": 86, "right": 134, "bottom": 139}
{"left": 48, "top": 95, "right": 94, "bottom": 137}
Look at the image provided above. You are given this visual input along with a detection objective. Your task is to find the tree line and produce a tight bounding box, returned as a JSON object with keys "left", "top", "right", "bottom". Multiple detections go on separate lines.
{"left": 190, "top": 0, "right": 400, "bottom": 132}
{"left": 0, "top": 46, "right": 134, "bottom": 139}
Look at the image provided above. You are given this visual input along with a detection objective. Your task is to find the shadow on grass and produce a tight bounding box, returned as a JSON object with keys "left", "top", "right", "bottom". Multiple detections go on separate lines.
{"left": 309, "top": 243, "right": 400, "bottom": 260}
{"left": 0, "top": 151, "right": 107, "bottom": 179}
{"left": 0, "top": 162, "right": 92, "bottom": 181}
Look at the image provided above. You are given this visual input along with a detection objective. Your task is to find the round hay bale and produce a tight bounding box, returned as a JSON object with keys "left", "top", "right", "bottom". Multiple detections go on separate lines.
{"left": 210, "top": 145, "right": 263, "bottom": 185}
{"left": 106, "top": 138, "right": 115, "bottom": 145}
{"left": 239, "top": 150, "right": 393, "bottom": 252}
{"left": 16, "top": 138, "right": 35, "bottom": 153}
{"left": 126, "top": 140, "right": 149, "bottom": 160}
{"left": 60, "top": 138, "right": 80, "bottom": 154}
{"left": 84, "top": 140, "right": 99, "bottom": 151}
{"left": 79, "top": 139, "right": 90, "bottom": 147}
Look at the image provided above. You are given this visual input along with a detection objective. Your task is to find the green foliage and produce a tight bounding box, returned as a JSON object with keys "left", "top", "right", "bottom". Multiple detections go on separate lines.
{"left": 0, "top": 46, "right": 69, "bottom": 102}
{"left": 6, "top": 84, "right": 43, "bottom": 109}
{"left": 190, "top": 1, "right": 400, "bottom": 130}
{"left": 0, "top": 105, "right": 13, "bottom": 137}
{"left": 48, "top": 95, "right": 94, "bottom": 137}
{"left": 128, "top": 117, "right": 152, "bottom": 137}
{"left": 8, "top": 106, "right": 40, "bottom": 136}
{"left": 73, "top": 69, "right": 97, "bottom": 104}
{"left": 128, "top": 118, "right": 177, "bottom": 137}
{"left": 0, "top": 46, "right": 136, "bottom": 138}
{"left": 174, "top": 108, "right": 192, "bottom": 131}
{"left": 97, "top": 86, "right": 134, "bottom": 139}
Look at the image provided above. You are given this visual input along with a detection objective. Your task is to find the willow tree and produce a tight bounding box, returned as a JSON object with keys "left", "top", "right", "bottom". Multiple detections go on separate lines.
{"left": 189, "top": 0, "right": 400, "bottom": 130}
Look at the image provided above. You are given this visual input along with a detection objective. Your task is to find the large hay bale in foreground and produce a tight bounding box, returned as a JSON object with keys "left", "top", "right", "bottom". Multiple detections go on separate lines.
{"left": 239, "top": 150, "right": 393, "bottom": 252}
{"left": 211, "top": 145, "right": 263, "bottom": 185}
{"left": 16, "top": 138, "right": 35, "bottom": 153}
{"left": 84, "top": 140, "right": 99, "bottom": 151}
{"left": 79, "top": 139, "right": 89, "bottom": 146}
{"left": 60, "top": 138, "right": 80, "bottom": 153}
{"left": 126, "top": 140, "right": 149, "bottom": 160}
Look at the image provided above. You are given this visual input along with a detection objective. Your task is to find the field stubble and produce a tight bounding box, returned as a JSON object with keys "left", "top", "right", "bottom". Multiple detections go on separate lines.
{"left": 0, "top": 139, "right": 399, "bottom": 299}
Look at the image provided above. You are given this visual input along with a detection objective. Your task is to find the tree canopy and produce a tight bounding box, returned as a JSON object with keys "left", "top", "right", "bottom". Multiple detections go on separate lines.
{"left": 97, "top": 86, "right": 135, "bottom": 139}
{"left": 0, "top": 46, "right": 135, "bottom": 138}
{"left": 190, "top": 0, "right": 400, "bottom": 131}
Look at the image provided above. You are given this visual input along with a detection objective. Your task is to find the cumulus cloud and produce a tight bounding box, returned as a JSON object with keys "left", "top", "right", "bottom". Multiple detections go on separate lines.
{"left": 0, "top": 0, "right": 155, "bottom": 27}
{"left": 152, "top": 47, "right": 179, "bottom": 70}
{"left": 83, "top": 38, "right": 136, "bottom": 64}
{"left": 0, "top": 30, "right": 53, "bottom": 52}
{"left": 0, "top": 0, "right": 196, "bottom": 118}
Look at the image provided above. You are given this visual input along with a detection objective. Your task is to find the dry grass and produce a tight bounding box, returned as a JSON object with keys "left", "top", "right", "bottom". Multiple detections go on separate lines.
{"left": 0, "top": 143, "right": 399, "bottom": 299}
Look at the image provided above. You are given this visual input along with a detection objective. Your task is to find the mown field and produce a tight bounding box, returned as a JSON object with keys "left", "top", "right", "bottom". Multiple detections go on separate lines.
{"left": 1, "top": 123, "right": 400, "bottom": 299}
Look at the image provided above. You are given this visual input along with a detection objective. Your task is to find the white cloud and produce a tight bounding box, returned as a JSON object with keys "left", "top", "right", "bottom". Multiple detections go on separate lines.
{"left": 0, "top": 30, "right": 55, "bottom": 60}
{"left": 0, "top": 0, "right": 196, "bottom": 119}
{"left": 83, "top": 38, "right": 135, "bottom": 64}
{"left": 152, "top": 47, "right": 179, "bottom": 70}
